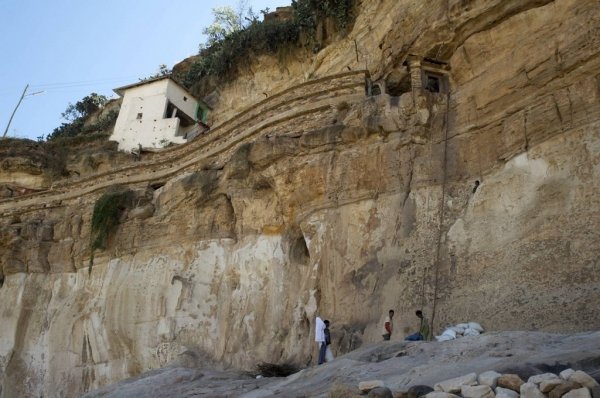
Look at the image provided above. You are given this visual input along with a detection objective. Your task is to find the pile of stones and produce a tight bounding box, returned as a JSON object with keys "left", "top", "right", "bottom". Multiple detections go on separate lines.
{"left": 348, "top": 369, "right": 599, "bottom": 398}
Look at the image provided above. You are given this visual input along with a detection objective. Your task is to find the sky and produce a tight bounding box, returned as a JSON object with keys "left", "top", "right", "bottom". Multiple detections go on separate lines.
{"left": 0, "top": 0, "right": 289, "bottom": 140}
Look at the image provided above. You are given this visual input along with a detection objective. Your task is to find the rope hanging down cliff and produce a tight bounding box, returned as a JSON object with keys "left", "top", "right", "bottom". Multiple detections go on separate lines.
{"left": 429, "top": 90, "right": 452, "bottom": 335}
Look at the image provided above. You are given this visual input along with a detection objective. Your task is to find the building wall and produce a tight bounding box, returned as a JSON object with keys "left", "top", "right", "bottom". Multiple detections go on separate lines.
{"left": 110, "top": 80, "right": 197, "bottom": 152}
{"left": 165, "top": 80, "right": 199, "bottom": 121}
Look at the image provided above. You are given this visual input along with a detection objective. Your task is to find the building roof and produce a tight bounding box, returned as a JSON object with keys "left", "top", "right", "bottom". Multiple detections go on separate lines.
{"left": 113, "top": 75, "right": 212, "bottom": 111}
{"left": 113, "top": 76, "right": 171, "bottom": 96}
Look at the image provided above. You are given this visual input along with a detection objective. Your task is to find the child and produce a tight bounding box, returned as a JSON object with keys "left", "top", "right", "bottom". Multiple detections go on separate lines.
{"left": 324, "top": 320, "right": 335, "bottom": 362}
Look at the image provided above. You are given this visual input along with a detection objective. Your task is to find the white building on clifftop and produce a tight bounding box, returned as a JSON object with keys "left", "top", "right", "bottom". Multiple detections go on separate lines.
{"left": 110, "top": 76, "right": 209, "bottom": 152}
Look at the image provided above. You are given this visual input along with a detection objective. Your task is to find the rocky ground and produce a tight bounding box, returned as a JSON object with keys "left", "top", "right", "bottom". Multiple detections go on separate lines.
{"left": 83, "top": 331, "right": 600, "bottom": 398}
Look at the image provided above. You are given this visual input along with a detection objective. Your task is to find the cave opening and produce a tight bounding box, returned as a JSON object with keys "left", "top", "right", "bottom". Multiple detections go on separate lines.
{"left": 371, "top": 83, "right": 382, "bottom": 96}
{"left": 150, "top": 181, "right": 166, "bottom": 190}
{"left": 385, "top": 72, "right": 412, "bottom": 97}
{"left": 290, "top": 236, "right": 310, "bottom": 265}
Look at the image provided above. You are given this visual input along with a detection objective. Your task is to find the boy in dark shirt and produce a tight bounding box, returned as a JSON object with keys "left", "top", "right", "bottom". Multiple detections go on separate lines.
{"left": 324, "top": 320, "right": 334, "bottom": 362}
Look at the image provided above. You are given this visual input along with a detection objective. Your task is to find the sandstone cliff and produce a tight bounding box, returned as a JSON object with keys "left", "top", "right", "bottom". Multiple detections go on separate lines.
{"left": 1, "top": 0, "right": 599, "bottom": 397}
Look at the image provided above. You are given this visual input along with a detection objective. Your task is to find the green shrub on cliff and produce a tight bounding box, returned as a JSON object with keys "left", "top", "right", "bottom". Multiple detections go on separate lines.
{"left": 89, "top": 189, "right": 134, "bottom": 274}
{"left": 293, "top": 0, "right": 354, "bottom": 31}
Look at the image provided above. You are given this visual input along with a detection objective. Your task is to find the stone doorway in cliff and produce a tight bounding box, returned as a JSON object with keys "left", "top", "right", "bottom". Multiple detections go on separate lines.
{"left": 421, "top": 58, "right": 450, "bottom": 94}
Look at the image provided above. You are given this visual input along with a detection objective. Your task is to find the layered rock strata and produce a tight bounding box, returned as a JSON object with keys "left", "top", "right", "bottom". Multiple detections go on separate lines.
{"left": 1, "top": 0, "right": 600, "bottom": 396}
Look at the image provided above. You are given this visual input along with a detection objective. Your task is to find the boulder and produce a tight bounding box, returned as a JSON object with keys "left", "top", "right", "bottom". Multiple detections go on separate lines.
{"left": 479, "top": 371, "right": 502, "bottom": 388}
{"left": 360, "top": 380, "right": 386, "bottom": 393}
{"left": 563, "top": 388, "right": 592, "bottom": 398}
{"left": 560, "top": 370, "right": 576, "bottom": 381}
{"left": 521, "top": 382, "right": 546, "bottom": 398}
{"left": 529, "top": 373, "right": 559, "bottom": 385}
{"left": 424, "top": 392, "right": 462, "bottom": 398}
{"left": 369, "top": 387, "right": 394, "bottom": 398}
{"left": 434, "top": 373, "right": 478, "bottom": 393}
{"left": 407, "top": 385, "right": 435, "bottom": 398}
{"left": 541, "top": 379, "right": 565, "bottom": 393}
{"left": 569, "top": 371, "right": 600, "bottom": 389}
{"left": 461, "top": 384, "right": 495, "bottom": 398}
{"left": 329, "top": 383, "right": 362, "bottom": 398}
{"left": 395, "top": 390, "right": 409, "bottom": 398}
{"left": 496, "top": 387, "right": 520, "bottom": 398}
{"left": 498, "top": 375, "right": 525, "bottom": 392}
{"left": 550, "top": 382, "right": 583, "bottom": 398}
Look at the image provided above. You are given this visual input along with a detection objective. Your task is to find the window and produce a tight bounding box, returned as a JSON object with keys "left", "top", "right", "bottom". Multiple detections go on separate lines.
{"left": 136, "top": 113, "right": 143, "bottom": 120}
{"left": 165, "top": 101, "right": 178, "bottom": 118}
{"left": 422, "top": 71, "right": 447, "bottom": 93}
{"left": 426, "top": 75, "right": 440, "bottom": 93}
{"left": 197, "top": 104, "right": 209, "bottom": 124}
{"left": 166, "top": 100, "right": 194, "bottom": 127}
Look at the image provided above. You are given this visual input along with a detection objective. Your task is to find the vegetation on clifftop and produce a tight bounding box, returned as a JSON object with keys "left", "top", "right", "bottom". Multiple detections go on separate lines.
{"left": 46, "top": 93, "right": 117, "bottom": 142}
{"left": 183, "top": 0, "right": 355, "bottom": 87}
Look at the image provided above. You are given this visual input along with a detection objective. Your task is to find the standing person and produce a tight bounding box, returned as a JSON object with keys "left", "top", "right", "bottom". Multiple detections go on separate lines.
{"left": 382, "top": 309, "right": 394, "bottom": 341}
{"left": 405, "top": 310, "right": 430, "bottom": 341}
{"left": 324, "top": 320, "right": 334, "bottom": 362}
{"left": 315, "top": 316, "right": 327, "bottom": 365}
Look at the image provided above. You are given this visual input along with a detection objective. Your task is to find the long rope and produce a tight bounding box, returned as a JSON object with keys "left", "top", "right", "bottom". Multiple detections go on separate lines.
{"left": 429, "top": 90, "right": 451, "bottom": 337}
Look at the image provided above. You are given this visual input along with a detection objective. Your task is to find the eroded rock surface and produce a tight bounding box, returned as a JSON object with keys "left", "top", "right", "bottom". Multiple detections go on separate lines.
{"left": 81, "top": 331, "right": 600, "bottom": 398}
{"left": 1, "top": 0, "right": 600, "bottom": 396}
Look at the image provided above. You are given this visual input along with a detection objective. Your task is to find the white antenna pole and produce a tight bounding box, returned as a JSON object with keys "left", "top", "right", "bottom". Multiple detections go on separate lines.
{"left": 3, "top": 84, "right": 30, "bottom": 138}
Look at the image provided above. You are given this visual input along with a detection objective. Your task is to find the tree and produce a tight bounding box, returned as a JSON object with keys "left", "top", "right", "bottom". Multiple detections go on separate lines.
{"left": 61, "top": 93, "right": 108, "bottom": 122}
{"left": 201, "top": 0, "right": 257, "bottom": 47}
{"left": 47, "top": 92, "right": 110, "bottom": 141}
{"left": 139, "top": 64, "right": 171, "bottom": 82}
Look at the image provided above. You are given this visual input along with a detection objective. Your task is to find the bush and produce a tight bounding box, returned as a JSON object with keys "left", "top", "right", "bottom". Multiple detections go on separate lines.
{"left": 89, "top": 189, "right": 134, "bottom": 274}
{"left": 47, "top": 109, "right": 118, "bottom": 142}
{"left": 293, "top": 0, "right": 355, "bottom": 31}
{"left": 183, "top": 0, "right": 355, "bottom": 88}
{"left": 46, "top": 93, "right": 117, "bottom": 142}
{"left": 184, "top": 20, "right": 300, "bottom": 86}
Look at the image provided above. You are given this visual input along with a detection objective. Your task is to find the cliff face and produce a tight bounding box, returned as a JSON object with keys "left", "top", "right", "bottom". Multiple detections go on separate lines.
{"left": 0, "top": 99, "right": 129, "bottom": 198}
{"left": 1, "top": 0, "right": 600, "bottom": 397}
